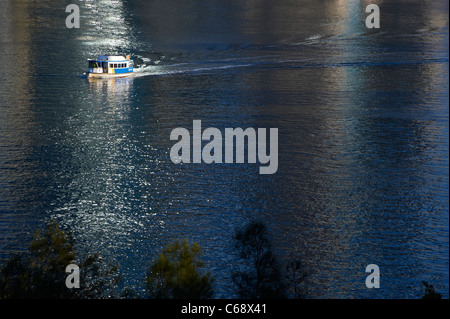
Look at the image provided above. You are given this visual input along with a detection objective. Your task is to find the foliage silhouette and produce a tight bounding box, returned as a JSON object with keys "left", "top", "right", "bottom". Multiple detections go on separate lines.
{"left": 146, "top": 239, "right": 213, "bottom": 299}
{"left": 0, "top": 220, "right": 119, "bottom": 299}
{"left": 285, "top": 260, "right": 307, "bottom": 299}
{"left": 232, "top": 220, "right": 285, "bottom": 299}
{"left": 421, "top": 281, "right": 442, "bottom": 299}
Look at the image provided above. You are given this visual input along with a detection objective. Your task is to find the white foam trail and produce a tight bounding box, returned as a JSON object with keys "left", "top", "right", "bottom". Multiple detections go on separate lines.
{"left": 306, "top": 34, "right": 322, "bottom": 40}
{"left": 132, "top": 62, "right": 252, "bottom": 78}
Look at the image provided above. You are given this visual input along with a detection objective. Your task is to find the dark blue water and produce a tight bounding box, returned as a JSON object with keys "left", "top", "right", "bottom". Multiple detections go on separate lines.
{"left": 0, "top": 0, "right": 448, "bottom": 298}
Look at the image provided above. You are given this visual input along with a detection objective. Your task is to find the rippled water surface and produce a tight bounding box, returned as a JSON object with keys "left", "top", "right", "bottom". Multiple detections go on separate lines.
{"left": 0, "top": 0, "right": 448, "bottom": 298}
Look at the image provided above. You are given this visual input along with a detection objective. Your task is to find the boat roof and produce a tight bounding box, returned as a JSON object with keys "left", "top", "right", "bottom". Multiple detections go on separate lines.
{"left": 89, "top": 55, "right": 129, "bottom": 62}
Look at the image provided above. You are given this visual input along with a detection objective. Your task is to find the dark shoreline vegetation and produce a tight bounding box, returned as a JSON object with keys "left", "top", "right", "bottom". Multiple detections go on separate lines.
{"left": 0, "top": 220, "right": 443, "bottom": 299}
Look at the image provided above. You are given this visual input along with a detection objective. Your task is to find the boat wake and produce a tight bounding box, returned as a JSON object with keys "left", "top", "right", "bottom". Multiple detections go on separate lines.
{"left": 132, "top": 61, "right": 253, "bottom": 78}
{"left": 81, "top": 27, "right": 448, "bottom": 80}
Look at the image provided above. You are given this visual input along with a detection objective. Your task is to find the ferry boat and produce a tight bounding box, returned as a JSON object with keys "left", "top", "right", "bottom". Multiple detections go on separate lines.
{"left": 87, "top": 55, "right": 134, "bottom": 78}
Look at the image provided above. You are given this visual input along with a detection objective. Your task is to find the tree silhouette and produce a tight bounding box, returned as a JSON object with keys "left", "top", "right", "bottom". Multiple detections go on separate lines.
{"left": 232, "top": 220, "right": 285, "bottom": 299}
{"left": 0, "top": 220, "right": 118, "bottom": 299}
{"left": 285, "top": 260, "right": 307, "bottom": 298}
{"left": 421, "top": 281, "right": 442, "bottom": 299}
{"left": 146, "top": 239, "right": 213, "bottom": 299}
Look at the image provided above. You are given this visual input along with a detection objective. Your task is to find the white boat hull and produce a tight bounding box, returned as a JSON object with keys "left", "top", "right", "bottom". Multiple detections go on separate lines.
{"left": 87, "top": 72, "right": 133, "bottom": 79}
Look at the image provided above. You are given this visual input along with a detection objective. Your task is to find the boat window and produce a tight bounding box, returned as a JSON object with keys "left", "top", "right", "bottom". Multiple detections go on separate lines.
{"left": 89, "top": 61, "right": 101, "bottom": 68}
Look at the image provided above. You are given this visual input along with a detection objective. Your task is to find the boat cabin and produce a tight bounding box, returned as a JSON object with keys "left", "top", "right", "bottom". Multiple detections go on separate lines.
{"left": 87, "top": 55, "right": 133, "bottom": 77}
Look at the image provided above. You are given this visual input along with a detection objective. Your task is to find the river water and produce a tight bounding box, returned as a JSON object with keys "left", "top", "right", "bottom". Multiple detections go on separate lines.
{"left": 0, "top": 0, "right": 448, "bottom": 298}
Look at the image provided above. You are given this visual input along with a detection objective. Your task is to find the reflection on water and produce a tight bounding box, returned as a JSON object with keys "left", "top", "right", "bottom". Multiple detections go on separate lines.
{"left": 0, "top": 0, "right": 448, "bottom": 298}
